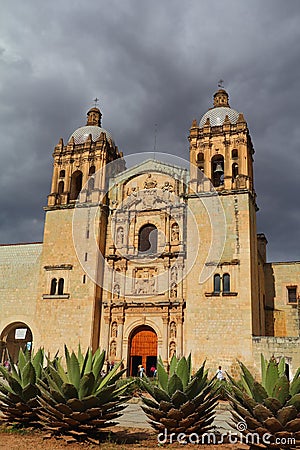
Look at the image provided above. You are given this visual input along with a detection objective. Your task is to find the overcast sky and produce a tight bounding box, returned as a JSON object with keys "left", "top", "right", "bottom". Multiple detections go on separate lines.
{"left": 0, "top": 0, "right": 299, "bottom": 262}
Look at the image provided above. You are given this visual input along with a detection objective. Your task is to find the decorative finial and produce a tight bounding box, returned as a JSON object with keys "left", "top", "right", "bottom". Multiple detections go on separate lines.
{"left": 93, "top": 97, "right": 99, "bottom": 107}
{"left": 218, "top": 79, "right": 224, "bottom": 89}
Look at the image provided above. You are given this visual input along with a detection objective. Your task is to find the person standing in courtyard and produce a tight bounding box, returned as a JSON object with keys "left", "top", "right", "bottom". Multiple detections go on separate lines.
{"left": 216, "top": 365, "right": 225, "bottom": 381}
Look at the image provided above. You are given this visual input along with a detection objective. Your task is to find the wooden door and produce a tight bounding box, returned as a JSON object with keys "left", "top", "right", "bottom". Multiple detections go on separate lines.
{"left": 129, "top": 326, "right": 157, "bottom": 376}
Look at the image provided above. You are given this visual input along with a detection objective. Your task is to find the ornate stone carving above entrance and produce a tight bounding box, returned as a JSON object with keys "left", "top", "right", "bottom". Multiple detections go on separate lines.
{"left": 144, "top": 174, "right": 157, "bottom": 189}
{"left": 133, "top": 267, "right": 157, "bottom": 295}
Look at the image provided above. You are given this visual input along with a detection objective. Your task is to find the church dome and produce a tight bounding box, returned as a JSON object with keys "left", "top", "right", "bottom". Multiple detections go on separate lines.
{"left": 199, "top": 106, "right": 240, "bottom": 127}
{"left": 199, "top": 87, "right": 240, "bottom": 128}
{"left": 69, "top": 125, "right": 114, "bottom": 144}
{"left": 68, "top": 106, "right": 114, "bottom": 144}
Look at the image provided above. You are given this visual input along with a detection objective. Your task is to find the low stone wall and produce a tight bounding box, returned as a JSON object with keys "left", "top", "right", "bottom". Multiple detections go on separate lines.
{"left": 252, "top": 336, "right": 300, "bottom": 378}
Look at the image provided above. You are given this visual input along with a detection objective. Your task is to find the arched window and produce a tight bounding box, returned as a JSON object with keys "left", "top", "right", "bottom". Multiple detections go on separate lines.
{"left": 89, "top": 165, "right": 96, "bottom": 176}
{"left": 232, "top": 163, "right": 239, "bottom": 179}
{"left": 213, "top": 274, "right": 221, "bottom": 293}
{"left": 50, "top": 278, "right": 57, "bottom": 295}
{"left": 70, "top": 170, "right": 83, "bottom": 200}
{"left": 58, "top": 180, "right": 64, "bottom": 195}
{"left": 57, "top": 278, "right": 64, "bottom": 295}
{"left": 223, "top": 273, "right": 230, "bottom": 293}
{"left": 59, "top": 169, "right": 65, "bottom": 178}
{"left": 211, "top": 155, "right": 224, "bottom": 187}
{"left": 231, "top": 149, "right": 238, "bottom": 159}
{"left": 138, "top": 224, "right": 158, "bottom": 254}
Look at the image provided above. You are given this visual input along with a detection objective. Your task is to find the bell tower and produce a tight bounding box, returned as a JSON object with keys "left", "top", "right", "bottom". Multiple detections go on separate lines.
{"left": 185, "top": 88, "right": 265, "bottom": 372}
{"left": 189, "top": 88, "right": 255, "bottom": 194}
{"left": 35, "top": 105, "right": 124, "bottom": 356}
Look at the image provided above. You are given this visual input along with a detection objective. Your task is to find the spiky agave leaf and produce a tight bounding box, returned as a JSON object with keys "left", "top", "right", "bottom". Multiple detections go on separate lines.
{"left": 141, "top": 355, "right": 218, "bottom": 436}
{"left": 0, "top": 348, "right": 45, "bottom": 427}
{"left": 37, "top": 345, "right": 132, "bottom": 441}
{"left": 228, "top": 356, "right": 300, "bottom": 449}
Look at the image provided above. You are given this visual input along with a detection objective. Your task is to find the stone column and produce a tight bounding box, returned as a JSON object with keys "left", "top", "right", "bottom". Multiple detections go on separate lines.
{"left": 81, "top": 158, "right": 89, "bottom": 188}
{"left": 162, "top": 316, "right": 169, "bottom": 364}
{"left": 64, "top": 164, "right": 72, "bottom": 196}
{"left": 177, "top": 317, "right": 183, "bottom": 357}
{"left": 166, "top": 207, "right": 171, "bottom": 252}
{"left": 103, "top": 315, "right": 110, "bottom": 356}
{"left": 50, "top": 164, "right": 59, "bottom": 194}
{"left": 116, "top": 318, "right": 124, "bottom": 360}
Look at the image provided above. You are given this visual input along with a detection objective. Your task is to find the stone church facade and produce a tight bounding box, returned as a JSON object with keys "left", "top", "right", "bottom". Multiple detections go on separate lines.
{"left": 1, "top": 89, "right": 299, "bottom": 377}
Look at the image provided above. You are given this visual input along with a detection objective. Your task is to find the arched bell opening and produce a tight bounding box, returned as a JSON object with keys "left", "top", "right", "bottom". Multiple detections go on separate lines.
{"left": 211, "top": 155, "right": 224, "bottom": 187}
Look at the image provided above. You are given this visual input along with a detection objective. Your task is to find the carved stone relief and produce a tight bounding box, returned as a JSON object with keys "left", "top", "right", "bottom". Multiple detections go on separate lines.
{"left": 171, "top": 222, "right": 180, "bottom": 242}
{"left": 169, "top": 341, "right": 176, "bottom": 358}
{"left": 170, "top": 321, "right": 177, "bottom": 339}
{"left": 110, "top": 340, "right": 117, "bottom": 359}
{"left": 113, "top": 283, "right": 120, "bottom": 299}
{"left": 116, "top": 227, "right": 124, "bottom": 245}
{"left": 111, "top": 321, "right": 118, "bottom": 338}
{"left": 134, "top": 267, "right": 157, "bottom": 295}
{"left": 170, "top": 283, "right": 178, "bottom": 298}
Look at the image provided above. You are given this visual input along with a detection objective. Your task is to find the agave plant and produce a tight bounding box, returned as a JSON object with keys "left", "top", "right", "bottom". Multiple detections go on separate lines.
{"left": 0, "top": 347, "right": 44, "bottom": 427}
{"left": 227, "top": 355, "right": 300, "bottom": 449}
{"left": 141, "top": 355, "right": 218, "bottom": 435}
{"left": 37, "top": 345, "right": 131, "bottom": 441}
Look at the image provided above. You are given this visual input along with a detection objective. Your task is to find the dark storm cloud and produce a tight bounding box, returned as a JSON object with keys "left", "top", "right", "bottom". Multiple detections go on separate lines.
{"left": 0, "top": 0, "right": 299, "bottom": 261}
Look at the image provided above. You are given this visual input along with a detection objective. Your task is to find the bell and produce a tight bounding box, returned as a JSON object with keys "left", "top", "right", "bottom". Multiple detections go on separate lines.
{"left": 214, "top": 163, "right": 224, "bottom": 173}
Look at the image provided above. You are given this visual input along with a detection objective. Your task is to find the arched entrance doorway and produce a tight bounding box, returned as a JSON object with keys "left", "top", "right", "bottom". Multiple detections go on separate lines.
{"left": 129, "top": 325, "right": 157, "bottom": 377}
{"left": 0, "top": 322, "right": 33, "bottom": 363}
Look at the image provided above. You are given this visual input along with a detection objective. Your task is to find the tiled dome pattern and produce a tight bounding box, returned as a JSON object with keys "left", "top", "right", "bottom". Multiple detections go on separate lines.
{"left": 199, "top": 107, "right": 239, "bottom": 128}
{"left": 69, "top": 126, "right": 113, "bottom": 144}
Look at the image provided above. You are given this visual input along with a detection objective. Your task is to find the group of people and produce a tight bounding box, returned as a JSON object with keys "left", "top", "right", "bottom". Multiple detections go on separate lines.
{"left": 137, "top": 364, "right": 157, "bottom": 378}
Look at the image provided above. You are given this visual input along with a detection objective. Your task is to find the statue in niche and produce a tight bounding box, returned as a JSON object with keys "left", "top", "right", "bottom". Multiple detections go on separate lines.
{"left": 111, "top": 322, "right": 118, "bottom": 338}
{"left": 169, "top": 341, "right": 176, "bottom": 358}
{"left": 144, "top": 174, "right": 157, "bottom": 189}
{"left": 170, "top": 283, "right": 177, "bottom": 298}
{"left": 110, "top": 341, "right": 117, "bottom": 359}
{"left": 170, "top": 321, "right": 177, "bottom": 339}
{"left": 113, "top": 283, "right": 120, "bottom": 299}
{"left": 171, "top": 266, "right": 178, "bottom": 283}
{"left": 116, "top": 227, "right": 124, "bottom": 245}
{"left": 171, "top": 223, "right": 180, "bottom": 242}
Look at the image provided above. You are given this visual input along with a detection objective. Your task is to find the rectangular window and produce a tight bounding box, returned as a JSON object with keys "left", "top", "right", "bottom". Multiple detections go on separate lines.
{"left": 287, "top": 286, "right": 297, "bottom": 303}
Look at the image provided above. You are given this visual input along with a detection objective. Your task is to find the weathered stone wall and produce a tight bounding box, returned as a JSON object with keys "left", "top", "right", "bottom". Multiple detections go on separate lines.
{"left": 34, "top": 207, "right": 100, "bottom": 357}
{"left": 264, "top": 261, "right": 300, "bottom": 337}
{"left": 253, "top": 336, "right": 300, "bottom": 378}
{"left": 185, "top": 191, "right": 258, "bottom": 377}
{"left": 0, "top": 243, "right": 42, "bottom": 347}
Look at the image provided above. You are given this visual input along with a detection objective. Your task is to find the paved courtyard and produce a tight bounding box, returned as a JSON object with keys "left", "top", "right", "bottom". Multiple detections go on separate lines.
{"left": 118, "top": 400, "right": 235, "bottom": 433}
